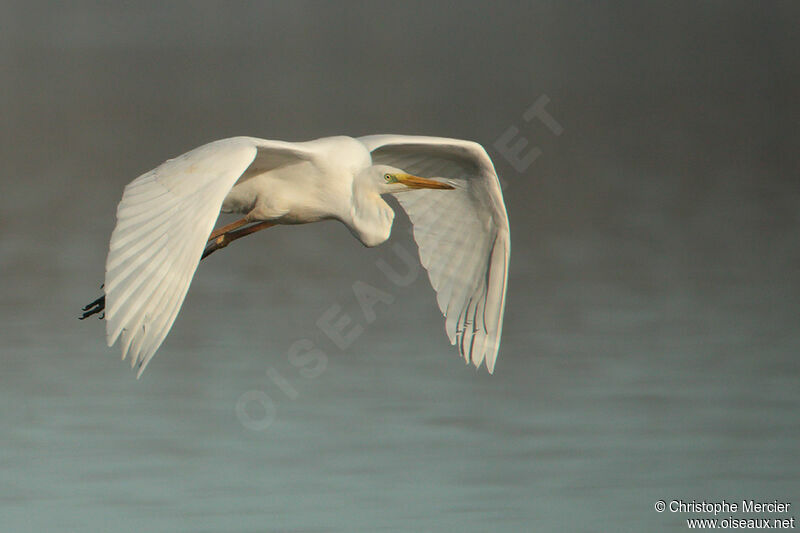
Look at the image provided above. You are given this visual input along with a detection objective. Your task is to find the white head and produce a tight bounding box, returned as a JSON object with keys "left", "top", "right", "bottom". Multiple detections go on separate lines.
{"left": 348, "top": 165, "right": 454, "bottom": 247}
{"left": 368, "top": 164, "right": 455, "bottom": 194}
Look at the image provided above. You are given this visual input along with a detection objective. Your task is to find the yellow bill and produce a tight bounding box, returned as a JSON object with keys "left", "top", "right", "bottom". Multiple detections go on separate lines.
{"left": 397, "top": 174, "right": 455, "bottom": 190}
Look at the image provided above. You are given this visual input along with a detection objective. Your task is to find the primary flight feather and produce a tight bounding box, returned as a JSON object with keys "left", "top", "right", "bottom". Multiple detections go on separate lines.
{"left": 82, "top": 135, "right": 510, "bottom": 377}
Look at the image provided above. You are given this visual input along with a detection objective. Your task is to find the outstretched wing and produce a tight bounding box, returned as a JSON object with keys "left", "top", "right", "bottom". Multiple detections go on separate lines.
{"left": 104, "top": 136, "right": 316, "bottom": 377}
{"left": 359, "top": 135, "right": 510, "bottom": 373}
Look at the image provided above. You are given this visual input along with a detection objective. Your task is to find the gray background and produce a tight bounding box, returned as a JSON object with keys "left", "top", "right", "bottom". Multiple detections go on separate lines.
{"left": 1, "top": 2, "right": 798, "bottom": 531}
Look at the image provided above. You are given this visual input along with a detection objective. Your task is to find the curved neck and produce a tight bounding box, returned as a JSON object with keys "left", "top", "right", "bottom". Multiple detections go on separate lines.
{"left": 348, "top": 170, "right": 394, "bottom": 247}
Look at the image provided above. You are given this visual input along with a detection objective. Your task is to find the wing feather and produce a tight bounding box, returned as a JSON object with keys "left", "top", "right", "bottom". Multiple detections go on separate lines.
{"left": 360, "top": 135, "right": 510, "bottom": 373}
{"left": 103, "top": 136, "right": 317, "bottom": 376}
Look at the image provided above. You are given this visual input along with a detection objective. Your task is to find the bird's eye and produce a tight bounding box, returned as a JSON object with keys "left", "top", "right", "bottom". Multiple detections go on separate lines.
{"left": 384, "top": 173, "right": 395, "bottom": 183}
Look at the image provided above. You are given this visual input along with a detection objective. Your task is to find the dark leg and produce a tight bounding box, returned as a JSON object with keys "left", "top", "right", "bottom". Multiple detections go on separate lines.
{"left": 202, "top": 221, "right": 275, "bottom": 259}
{"left": 207, "top": 217, "right": 250, "bottom": 242}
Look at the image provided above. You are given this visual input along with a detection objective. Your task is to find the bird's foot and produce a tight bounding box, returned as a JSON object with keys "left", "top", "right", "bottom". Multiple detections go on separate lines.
{"left": 80, "top": 293, "right": 106, "bottom": 320}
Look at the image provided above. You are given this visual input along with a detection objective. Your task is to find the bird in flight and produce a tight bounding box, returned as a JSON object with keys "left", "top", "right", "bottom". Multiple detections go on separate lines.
{"left": 81, "top": 135, "right": 510, "bottom": 377}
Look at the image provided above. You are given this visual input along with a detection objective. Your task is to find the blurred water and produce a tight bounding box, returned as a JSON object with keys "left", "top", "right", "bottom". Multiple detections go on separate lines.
{"left": 1, "top": 2, "right": 798, "bottom": 532}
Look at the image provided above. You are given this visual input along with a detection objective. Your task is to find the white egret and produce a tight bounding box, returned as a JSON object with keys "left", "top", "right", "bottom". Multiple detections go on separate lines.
{"left": 81, "top": 135, "right": 510, "bottom": 377}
